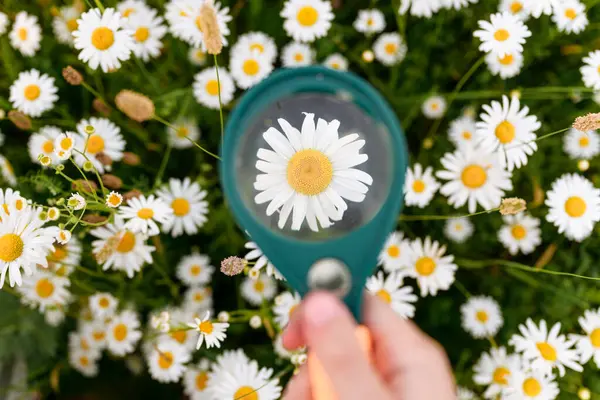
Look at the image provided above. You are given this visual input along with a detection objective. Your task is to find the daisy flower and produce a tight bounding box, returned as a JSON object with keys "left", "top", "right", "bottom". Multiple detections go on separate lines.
{"left": 52, "top": 6, "right": 82, "bottom": 46}
{"left": 523, "top": 0, "right": 556, "bottom": 18}
{"left": 485, "top": 51, "right": 524, "bottom": 79}
{"left": 378, "top": 231, "right": 411, "bottom": 272}
{"left": 187, "top": 311, "right": 229, "bottom": 349}
{"left": 183, "top": 285, "right": 213, "bottom": 313}
{"left": 45, "top": 308, "right": 66, "bottom": 327}
{"left": 281, "top": 0, "right": 333, "bottom": 43}
{"left": 82, "top": 320, "right": 109, "bottom": 350}
{"left": 89, "top": 292, "right": 118, "bottom": 319}
{"left": 175, "top": 252, "right": 214, "bottom": 286}
{"left": 563, "top": 128, "right": 600, "bottom": 160}
{"left": 210, "top": 349, "right": 250, "bottom": 381}
{"left": 373, "top": 32, "right": 407, "bottom": 66}
{"left": 232, "top": 32, "right": 277, "bottom": 64}
{"left": 241, "top": 274, "right": 277, "bottom": 306}
{"left": 56, "top": 229, "right": 71, "bottom": 245}
{"left": 323, "top": 53, "right": 348, "bottom": 71}
{"left": 9, "top": 69, "right": 59, "bottom": 118}
{"left": 0, "top": 12, "right": 8, "bottom": 36}
{"left": 422, "top": 95, "right": 447, "bottom": 119}
{"left": 209, "top": 358, "right": 282, "bottom": 400}
{"left": 192, "top": 67, "right": 236, "bottom": 110}
{"left": 9, "top": 12, "right": 41, "bottom": 56}
{"left": 449, "top": 115, "right": 478, "bottom": 150}
{"left": 188, "top": 47, "right": 207, "bottom": 66}
{"left": 445, "top": 217, "right": 474, "bottom": 243}
{"left": 147, "top": 340, "right": 191, "bottom": 383}
{"left": 69, "top": 350, "right": 99, "bottom": 377}
{"left": 504, "top": 368, "right": 559, "bottom": 400}
{"left": 581, "top": 50, "right": 600, "bottom": 90}
{"left": 125, "top": 7, "right": 167, "bottom": 62}
{"left": 54, "top": 132, "right": 76, "bottom": 161}
{"left": 437, "top": 147, "right": 513, "bottom": 212}
{"left": 17, "top": 269, "right": 71, "bottom": 312}
{"left": 47, "top": 237, "right": 82, "bottom": 276}
{"left": 405, "top": 237, "right": 457, "bottom": 297}
{"left": 106, "top": 191, "right": 123, "bottom": 208}
{"left": 281, "top": 41, "right": 314, "bottom": 67}
{"left": 545, "top": 174, "right": 600, "bottom": 242}
{"left": 156, "top": 178, "right": 209, "bottom": 237}
{"left": 230, "top": 48, "right": 274, "bottom": 90}
{"left": 473, "top": 12, "right": 531, "bottom": 58}
{"left": 473, "top": 347, "right": 521, "bottom": 399}
{"left": 399, "top": 0, "right": 442, "bottom": 18}
{"left": 366, "top": 271, "right": 418, "bottom": 318}
{"left": 354, "top": 9, "right": 385, "bottom": 35}
{"left": 253, "top": 113, "right": 372, "bottom": 232}
{"left": 0, "top": 188, "right": 25, "bottom": 214}
{"left": 460, "top": 296, "right": 504, "bottom": 339}
{"left": 0, "top": 207, "right": 56, "bottom": 288}
{"left": 499, "top": 0, "right": 529, "bottom": 21}
{"left": 73, "top": 8, "right": 134, "bottom": 73}
{"left": 273, "top": 291, "right": 301, "bottom": 328}
{"left": 69, "top": 330, "right": 100, "bottom": 357}
{"left": 572, "top": 308, "right": 600, "bottom": 368}
{"left": 498, "top": 213, "right": 542, "bottom": 255}
{"left": 106, "top": 310, "right": 143, "bottom": 356}
{"left": 509, "top": 318, "right": 582, "bottom": 377}
{"left": 456, "top": 387, "right": 476, "bottom": 400}
{"left": 28, "top": 126, "right": 63, "bottom": 166}
{"left": 183, "top": 359, "right": 212, "bottom": 399}
{"left": 442, "top": 0, "right": 478, "bottom": 10}
{"left": 161, "top": 309, "right": 197, "bottom": 351}
{"left": 244, "top": 241, "right": 284, "bottom": 280}
{"left": 404, "top": 163, "right": 440, "bottom": 208}
{"left": 90, "top": 217, "right": 156, "bottom": 277}
{"left": 75, "top": 117, "right": 126, "bottom": 174}
{"left": 118, "top": 194, "right": 174, "bottom": 236}
{"left": 0, "top": 155, "right": 16, "bottom": 186}
{"left": 552, "top": 0, "right": 588, "bottom": 34}
{"left": 117, "top": 0, "right": 152, "bottom": 18}
{"left": 67, "top": 193, "right": 86, "bottom": 211}
{"left": 167, "top": 118, "right": 200, "bottom": 149}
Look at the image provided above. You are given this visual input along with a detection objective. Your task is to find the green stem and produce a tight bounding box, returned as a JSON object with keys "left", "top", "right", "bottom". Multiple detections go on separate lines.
{"left": 69, "top": 158, "right": 98, "bottom": 201}
{"left": 185, "top": 137, "right": 222, "bottom": 160}
{"left": 93, "top": 0, "right": 105, "bottom": 12}
{"left": 154, "top": 145, "right": 172, "bottom": 188}
{"left": 399, "top": 207, "right": 499, "bottom": 221}
{"left": 73, "top": 264, "right": 120, "bottom": 282}
{"left": 69, "top": 207, "right": 87, "bottom": 232}
{"left": 453, "top": 280, "right": 471, "bottom": 299}
{"left": 72, "top": 149, "right": 107, "bottom": 196}
{"left": 214, "top": 55, "right": 225, "bottom": 141}
{"left": 81, "top": 81, "right": 107, "bottom": 105}
{"left": 134, "top": 56, "right": 160, "bottom": 91}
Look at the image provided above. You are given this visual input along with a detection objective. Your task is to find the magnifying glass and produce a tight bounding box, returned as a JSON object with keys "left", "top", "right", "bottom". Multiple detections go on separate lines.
{"left": 221, "top": 66, "right": 407, "bottom": 399}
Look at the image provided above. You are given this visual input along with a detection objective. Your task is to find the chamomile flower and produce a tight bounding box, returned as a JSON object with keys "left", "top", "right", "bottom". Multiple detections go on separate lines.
{"left": 581, "top": 50, "right": 600, "bottom": 90}
{"left": 244, "top": 241, "right": 284, "bottom": 280}
{"left": 167, "top": 118, "right": 200, "bottom": 149}
{"left": 192, "top": 67, "right": 236, "bottom": 109}
{"left": 378, "top": 231, "right": 411, "bottom": 272}
{"left": 354, "top": 9, "right": 386, "bottom": 35}
{"left": 52, "top": 6, "right": 82, "bottom": 46}
{"left": 67, "top": 193, "right": 86, "bottom": 211}
{"left": 254, "top": 113, "right": 372, "bottom": 232}
{"left": 73, "top": 8, "right": 134, "bottom": 73}
{"left": 404, "top": 163, "right": 440, "bottom": 208}
{"left": 240, "top": 274, "right": 277, "bottom": 306}
{"left": 509, "top": 318, "right": 582, "bottom": 377}
{"left": 366, "top": 271, "right": 418, "bottom": 318}
{"left": 457, "top": 387, "right": 476, "bottom": 400}
{"left": 230, "top": 49, "right": 274, "bottom": 89}
{"left": 373, "top": 32, "right": 407, "bottom": 66}
{"left": 406, "top": 237, "right": 457, "bottom": 297}
{"left": 81, "top": 320, "right": 109, "bottom": 351}
{"left": 54, "top": 132, "right": 76, "bottom": 161}
{"left": 552, "top": 0, "right": 588, "bottom": 34}
{"left": 125, "top": 8, "right": 167, "bottom": 62}
{"left": 75, "top": 117, "right": 126, "bottom": 174}
{"left": 323, "top": 53, "right": 348, "bottom": 71}
{"left": 106, "top": 310, "right": 143, "bottom": 356}
{"left": 89, "top": 292, "right": 118, "bottom": 319}
{"left": 28, "top": 126, "right": 63, "bottom": 166}
{"left": 188, "top": 47, "right": 207, "bottom": 66}
{"left": 0, "top": 207, "right": 56, "bottom": 288}
{"left": 461, "top": 296, "right": 504, "bottom": 339}
{"left": 563, "top": 128, "right": 600, "bottom": 160}
{"left": 0, "top": 155, "right": 16, "bottom": 186}
{"left": 183, "top": 359, "right": 212, "bottom": 399}
{"left": 9, "top": 69, "right": 59, "bottom": 118}
{"left": 281, "top": 0, "right": 333, "bottom": 43}
{"left": 183, "top": 285, "right": 213, "bottom": 313}
{"left": 500, "top": 0, "right": 529, "bottom": 21}
{"left": 572, "top": 308, "right": 600, "bottom": 368}
{"left": 147, "top": 339, "right": 191, "bottom": 383}
{"left": 17, "top": 269, "right": 71, "bottom": 312}
{"left": 117, "top": 0, "right": 151, "bottom": 19}
{"left": 48, "top": 237, "right": 82, "bottom": 276}
{"left": 69, "top": 350, "right": 99, "bottom": 377}
{"left": 106, "top": 191, "right": 123, "bottom": 208}
{"left": 281, "top": 42, "right": 314, "bottom": 67}
{"left": 90, "top": 217, "right": 156, "bottom": 277}
{"left": 498, "top": 213, "right": 542, "bottom": 255}
{"left": 233, "top": 32, "right": 277, "bottom": 64}
{"left": 0, "top": 188, "right": 24, "bottom": 214}
{"left": 69, "top": 330, "right": 99, "bottom": 357}
{"left": 504, "top": 368, "right": 559, "bottom": 400}
{"left": 118, "top": 194, "right": 174, "bottom": 236}
{"left": 188, "top": 311, "right": 229, "bottom": 349}
{"left": 56, "top": 229, "right": 71, "bottom": 245}
{"left": 545, "top": 174, "right": 600, "bottom": 242}
{"left": 485, "top": 51, "right": 524, "bottom": 79}
{"left": 0, "top": 12, "right": 8, "bottom": 36}
{"left": 175, "top": 252, "right": 214, "bottom": 286}
{"left": 448, "top": 115, "right": 478, "bottom": 150}
{"left": 165, "top": 308, "right": 198, "bottom": 351}
{"left": 473, "top": 12, "right": 531, "bottom": 58}
{"left": 9, "top": 12, "right": 41, "bottom": 56}
{"left": 473, "top": 347, "right": 521, "bottom": 399}
{"left": 399, "top": 0, "right": 442, "bottom": 18}
{"left": 422, "top": 95, "right": 447, "bottom": 119}
{"left": 273, "top": 291, "right": 301, "bottom": 328}
{"left": 45, "top": 308, "right": 66, "bottom": 327}
{"left": 523, "top": 0, "right": 556, "bottom": 18}
{"left": 156, "top": 178, "right": 209, "bottom": 237}
{"left": 209, "top": 358, "right": 282, "bottom": 400}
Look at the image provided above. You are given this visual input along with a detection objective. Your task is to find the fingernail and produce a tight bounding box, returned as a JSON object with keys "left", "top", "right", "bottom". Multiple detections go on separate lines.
{"left": 305, "top": 292, "right": 344, "bottom": 328}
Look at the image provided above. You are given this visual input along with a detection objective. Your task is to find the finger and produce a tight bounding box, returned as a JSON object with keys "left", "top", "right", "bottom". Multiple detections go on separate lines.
{"left": 302, "top": 292, "right": 390, "bottom": 400}
{"left": 283, "top": 365, "right": 311, "bottom": 400}
{"left": 282, "top": 302, "right": 305, "bottom": 350}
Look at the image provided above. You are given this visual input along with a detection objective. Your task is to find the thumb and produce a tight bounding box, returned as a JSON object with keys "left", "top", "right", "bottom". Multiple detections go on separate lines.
{"left": 301, "top": 292, "right": 390, "bottom": 400}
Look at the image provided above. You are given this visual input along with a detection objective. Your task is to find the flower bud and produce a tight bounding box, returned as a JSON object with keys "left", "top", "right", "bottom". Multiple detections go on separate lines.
{"left": 115, "top": 90, "right": 155, "bottom": 122}
{"left": 102, "top": 174, "right": 123, "bottom": 190}
{"left": 62, "top": 66, "right": 83, "bottom": 86}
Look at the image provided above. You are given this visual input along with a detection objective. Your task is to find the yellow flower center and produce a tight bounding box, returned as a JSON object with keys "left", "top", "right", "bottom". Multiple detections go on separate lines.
{"left": 42, "top": 140, "right": 54, "bottom": 153}
{"left": 171, "top": 198, "right": 190, "bottom": 216}
{"left": 234, "top": 386, "right": 257, "bottom": 400}
{"left": 80, "top": 338, "right": 90, "bottom": 350}
{"left": 412, "top": 180, "right": 426, "bottom": 193}
{"left": 52, "top": 246, "right": 68, "bottom": 261}
{"left": 117, "top": 231, "right": 136, "bottom": 253}
{"left": 510, "top": 1, "right": 523, "bottom": 13}
{"left": 176, "top": 126, "right": 189, "bottom": 138}
{"left": 113, "top": 323, "right": 128, "bottom": 341}
{"left": 590, "top": 328, "right": 600, "bottom": 348}
{"left": 367, "top": 18, "right": 373, "bottom": 26}
{"left": 387, "top": 245, "right": 400, "bottom": 258}
{"left": 135, "top": 27, "right": 149, "bottom": 42}
{"left": 564, "top": 196, "right": 587, "bottom": 218}
{"left": 99, "top": 297, "right": 110, "bottom": 308}
{"left": 376, "top": 289, "right": 392, "bottom": 304}
{"left": 158, "top": 351, "right": 173, "bottom": 369}
{"left": 0, "top": 234, "right": 24, "bottom": 262}
{"left": 536, "top": 342, "right": 557, "bottom": 361}
{"left": 48, "top": 209, "right": 58, "bottom": 219}
{"left": 24, "top": 84, "right": 41, "bottom": 101}
{"left": 108, "top": 194, "right": 121, "bottom": 207}
{"left": 294, "top": 53, "right": 304, "bottom": 62}
{"left": 194, "top": 292, "right": 204, "bottom": 302}
{"left": 171, "top": 330, "right": 187, "bottom": 344}
{"left": 565, "top": 8, "right": 577, "bottom": 20}
{"left": 330, "top": 62, "right": 340, "bottom": 70}
{"left": 91, "top": 27, "right": 115, "bottom": 50}
{"left": 499, "top": 54, "right": 514, "bottom": 65}
{"left": 137, "top": 208, "right": 154, "bottom": 220}
{"left": 462, "top": 131, "right": 472, "bottom": 140}
{"left": 494, "top": 29, "right": 510, "bottom": 42}
{"left": 60, "top": 137, "right": 73, "bottom": 150}
{"left": 195, "top": 371, "right": 209, "bottom": 391}
{"left": 93, "top": 331, "right": 105, "bottom": 341}
{"left": 205, "top": 80, "right": 219, "bottom": 96}
{"left": 297, "top": 6, "right": 318, "bottom": 27}
{"left": 79, "top": 356, "right": 89, "bottom": 366}
{"left": 495, "top": 121, "right": 516, "bottom": 144}
{"left": 430, "top": 103, "right": 439, "bottom": 111}
{"left": 579, "top": 136, "right": 590, "bottom": 147}
{"left": 190, "top": 265, "right": 201, "bottom": 276}
{"left": 493, "top": 367, "right": 510, "bottom": 385}
{"left": 243, "top": 59, "right": 260, "bottom": 76}
{"left": 476, "top": 310, "right": 489, "bottom": 323}
{"left": 86, "top": 134, "right": 105, "bottom": 154}
{"left": 250, "top": 43, "right": 264, "bottom": 53}
{"left": 286, "top": 149, "right": 333, "bottom": 196}
{"left": 384, "top": 43, "right": 397, "bottom": 55}
{"left": 67, "top": 18, "right": 79, "bottom": 32}
{"left": 35, "top": 278, "right": 55, "bottom": 298}
{"left": 199, "top": 320, "right": 213, "bottom": 334}
{"left": 522, "top": 377, "right": 542, "bottom": 397}
{"left": 18, "top": 28, "right": 28, "bottom": 41}
{"left": 461, "top": 165, "right": 487, "bottom": 189}
{"left": 122, "top": 8, "right": 135, "bottom": 17}
{"left": 511, "top": 224, "right": 527, "bottom": 240}
{"left": 254, "top": 280, "right": 265, "bottom": 292}
{"left": 55, "top": 265, "right": 68, "bottom": 276}
{"left": 415, "top": 256, "right": 436, "bottom": 276}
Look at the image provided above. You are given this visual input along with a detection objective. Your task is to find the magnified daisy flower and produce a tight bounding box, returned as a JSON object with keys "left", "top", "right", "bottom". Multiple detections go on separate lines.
{"left": 323, "top": 53, "right": 348, "bottom": 71}
{"left": 176, "top": 252, "right": 214, "bottom": 286}
{"left": 552, "top": 0, "right": 588, "bottom": 34}
{"left": 17, "top": 269, "right": 71, "bottom": 312}
{"left": 187, "top": 311, "right": 229, "bottom": 349}
{"left": 230, "top": 48, "right": 274, "bottom": 89}
{"left": 499, "top": 0, "right": 529, "bottom": 21}
{"left": 281, "top": 41, "right": 314, "bottom": 67}
{"left": 209, "top": 357, "right": 282, "bottom": 400}
{"left": 366, "top": 271, "right": 417, "bottom": 319}
{"left": 117, "top": 0, "right": 152, "bottom": 19}
{"left": 125, "top": 7, "right": 167, "bottom": 62}
{"left": 147, "top": 339, "right": 191, "bottom": 383}
{"left": 406, "top": 236, "right": 457, "bottom": 297}
{"left": 373, "top": 32, "right": 407, "bottom": 66}
{"left": 498, "top": 213, "right": 541, "bottom": 255}
{"left": 281, "top": 0, "right": 333, "bottom": 43}
{"left": 444, "top": 217, "right": 474, "bottom": 243}
{"left": 399, "top": 0, "right": 442, "bottom": 18}
{"left": 75, "top": 117, "right": 126, "bottom": 173}
{"left": 244, "top": 241, "right": 283, "bottom": 280}
{"left": 353, "top": 9, "right": 386, "bottom": 35}
{"left": 52, "top": 6, "right": 82, "bottom": 46}
{"left": 509, "top": 318, "right": 582, "bottom": 377}
{"left": 473, "top": 347, "right": 521, "bottom": 399}
{"left": 89, "top": 292, "right": 118, "bottom": 319}
{"left": 192, "top": 67, "right": 236, "bottom": 109}
{"left": 28, "top": 126, "right": 63, "bottom": 166}
{"left": 0, "top": 155, "right": 16, "bottom": 186}
{"left": 165, "top": 0, "right": 231, "bottom": 50}
{"left": 9, "top": 12, "right": 41, "bottom": 56}
{"left": 545, "top": 174, "right": 600, "bottom": 242}
{"left": 378, "top": 231, "right": 411, "bottom": 272}
{"left": 523, "top": 0, "right": 556, "bottom": 18}
{"left": 273, "top": 291, "right": 301, "bottom": 329}
{"left": 167, "top": 118, "right": 200, "bottom": 149}
{"left": 119, "top": 194, "right": 174, "bottom": 236}
{"left": 69, "top": 349, "right": 100, "bottom": 377}
{"left": 449, "top": 115, "right": 478, "bottom": 150}
{"left": 183, "top": 285, "right": 213, "bottom": 313}
{"left": 209, "top": 349, "right": 251, "bottom": 383}
{"left": 157, "top": 178, "right": 209, "bottom": 237}
{"left": 188, "top": 47, "right": 207, "bottom": 66}
{"left": 504, "top": 367, "right": 559, "bottom": 400}
{"left": 233, "top": 32, "right": 278, "bottom": 64}
{"left": 460, "top": 296, "right": 503, "bottom": 339}
{"left": 254, "top": 113, "right": 372, "bottom": 232}
{"left": 581, "top": 50, "right": 600, "bottom": 90}
{"left": 183, "top": 359, "right": 212, "bottom": 399}
{"left": 9, "top": 69, "right": 59, "bottom": 118}
{"left": 404, "top": 163, "right": 440, "bottom": 208}
{"left": 485, "top": 51, "right": 524, "bottom": 79}
{"left": 563, "top": 128, "right": 600, "bottom": 160}
{"left": 106, "top": 310, "right": 143, "bottom": 356}
{"left": 0, "top": 12, "right": 8, "bottom": 36}
{"left": 73, "top": 8, "right": 134, "bottom": 73}
{"left": 474, "top": 12, "right": 531, "bottom": 58}
{"left": 241, "top": 274, "right": 277, "bottom": 306}
{"left": 422, "top": 95, "right": 447, "bottom": 119}
{"left": 571, "top": 308, "right": 600, "bottom": 368}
